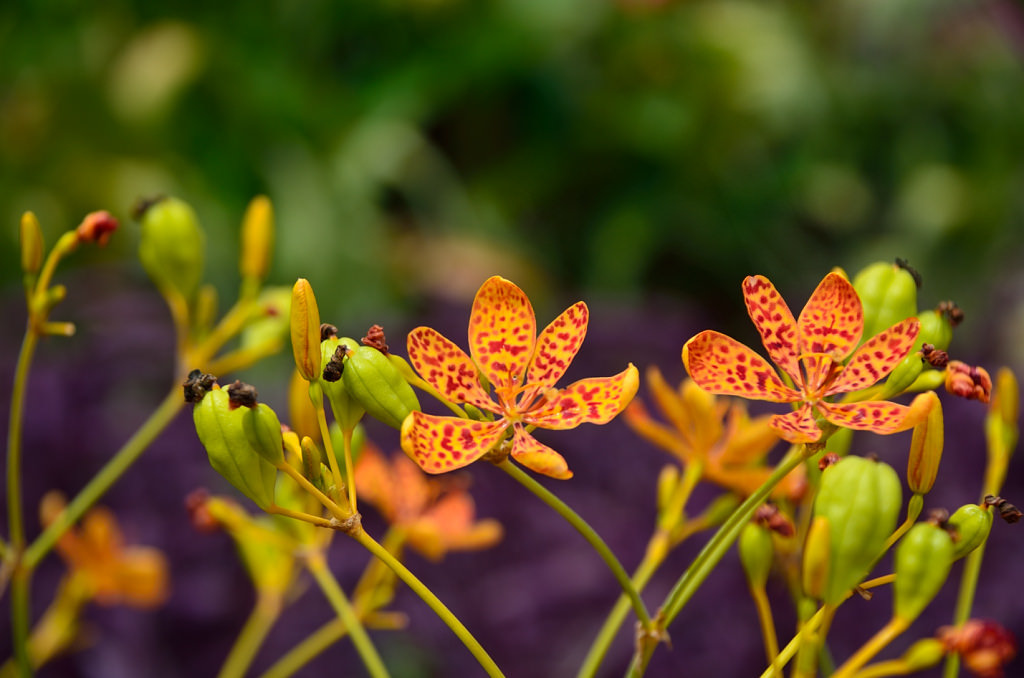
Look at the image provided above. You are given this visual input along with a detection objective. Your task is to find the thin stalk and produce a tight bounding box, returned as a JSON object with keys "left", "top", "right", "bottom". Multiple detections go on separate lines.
{"left": 305, "top": 552, "right": 389, "bottom": 678}
{"left": 352, "top": 528, "right": 504, "bottom": 678}
{"left": 259, "top": 619, "right": 349, "bottom": 678}
{"left": 308, "top": 385, "right": 348, "bottom": 509}
{"left": 761, "top": 606, "right": 828, "bottom": 678}
{"left": 277, "top": 462, "right": 349, "bottom": 522}
{"left": 267, "top": 504, "right": 337, "bottom": 530}
{"left": 24, "top": 387, "right": 184, "bottom": 568}
{"left": 497, "top": 460, "right": 652, "bottom": 630}
{"left": 217, "top": 593, "right": 284, "bottom": 678}
{"left": 342, "top": 426, "right": 357, "bottom": 513}
{"left": 750, "top": 585, "right": 780, "bottom": 675}
{"left": 577, "top": 461, "right": 703, "bottom": 678}
{"left": 832, "top": 617, "right": 910, "bottom": 678}
{"left": 793, "top": 603, "right": 836, "bottom": 678}
{"left": 850, "top": 659, "right": 916, "bottom": 678}
{"left": 943, "top": 543, "right": 985, "bottom": 678}
{"left": 883, "top": 494, "right": 923, "bottom": 552}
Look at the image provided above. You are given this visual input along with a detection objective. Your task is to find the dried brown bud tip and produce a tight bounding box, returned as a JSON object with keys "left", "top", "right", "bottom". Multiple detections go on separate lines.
{"left": 183, "top": 369, "right": 217, "bottom": 403}
{"left": 322, "top": 345, "right": 346, "bottom": 382}
{"left": 185, "top": 488, "right": 220, "bottom": 534}
{"left": 896, "top": 257, "right": 923, "bottom": 288}
{"left": 983, "top": 495, "right": 1022, "bottom": 524}
{"left": 132, "top": 195, "right": 166, "bottom": 220}
{"left": 320, "top": 323, "right": 338, "bottom": 341}
{"left": 76, "top": 210, "right": 119, "bottom": 246}
{"left": 753, "top": 502, "right": 795, "bottom": 537}
{"left": 361, "top": 324, "right": 389, "bottom": 354}
{"left": 922, "top": 344, "right": 950, "bottom": 368}
{"left": 818, "top": 452, "right": 840, "bottom": 471}
{"left": 937, "top": 300, "right": 965, "bottom": 327}
{"left": 226, "top": 380, "right": 259, "bottom": 408}
{"left": 927, "top": 508, "right": 950, "bottom": 526}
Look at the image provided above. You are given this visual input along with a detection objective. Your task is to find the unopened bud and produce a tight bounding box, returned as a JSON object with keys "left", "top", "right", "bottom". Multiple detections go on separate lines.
{"left": 907, "top": 391, "right": 943, "bottom": 494}
{"left": 802, "top": 516, "right": 831, "bottom": 600}
{"left": 136, "top": 196, "right": 204, "bottom": 300}
{"left": 947, "top": 503, "right": 993, "bottom": 560}
{"left": 946, "top": 361, "right": 993, "bottom": 404}
{"left": 20, "top": 211, "right": 44, "bottom": 275}
{"left": 739, "top": 521, "right": 774, "bottom": 589}
{"left": 76, "top": 210, "right": 119, "bottom": 246}
{"left": 240, "top": 195, "right": 274, "bottom": 284}
{"left": 900, "top": 638, "right": 946, "bottom": 670}
{"left": 894, "top": 523, "right": 954, "bottom": 622}
{"left": 290, "top": 278, "right": 322, "bottom": 382}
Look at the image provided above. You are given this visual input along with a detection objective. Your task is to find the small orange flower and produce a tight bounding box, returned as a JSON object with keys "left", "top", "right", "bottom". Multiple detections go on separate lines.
{"left": 625, "top": 367, "right": 804, "bottom": 500}
{"left": 683, "top": 273, "right": 921, "bottom": 443}
{"left": 401, "top": 276, "right": 639, "bottom": 479}
{"left": 42, "top": 493, "right": 169, "bottom": 608}
{"left": 939, "top": 619, "right": 1017, "bottom": 678}
{"left": 355, "top": 443, "right": 502, "bottom": 560}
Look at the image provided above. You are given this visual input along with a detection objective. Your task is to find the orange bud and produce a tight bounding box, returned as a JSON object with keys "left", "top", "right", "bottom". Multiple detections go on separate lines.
{"left": 75, "top": 210, "right": 119, "bottom": 246}
{"left": 240, "top": 195, "right": 274, "bottom": 283}
{"left": 946, "top": 360, "right": 993, "bottom": 404}
{"left": 907, "top": 391, "right": 943, "bottom": 494}
{"left": 290, "top": 278, "right": 322, "bottom": 381}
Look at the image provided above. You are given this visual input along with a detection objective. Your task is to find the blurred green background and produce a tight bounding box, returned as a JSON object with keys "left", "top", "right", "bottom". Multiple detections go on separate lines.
{"left": 3, "top": 0, "right": 1024, "bottom": 344}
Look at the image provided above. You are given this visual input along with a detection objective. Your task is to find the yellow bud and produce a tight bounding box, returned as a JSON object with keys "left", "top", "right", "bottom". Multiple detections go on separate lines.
{"left": 290, "top": 278, "right": 322, "bottom": 381}
{"left": 802, "top": 516, "right": 831, "bottom": 600}
{"left": 20, "top": 211, "right": 44, "bottom": 275}
{"left": 991, "top": 367, "right": 1019, "bottom": 432}
{"left": 240, "top": 195, "right": 274, "bottom": 284}
{"left": 907, "top": 391, "right": 943, "bottom": 494}
{"left": 288, "top": 368, "right": 321, "bottom": 443}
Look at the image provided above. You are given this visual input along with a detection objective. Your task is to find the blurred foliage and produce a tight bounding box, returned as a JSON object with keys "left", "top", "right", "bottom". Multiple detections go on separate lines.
{"left": 2, "top": 0, "right": 1023, "bottom": 327}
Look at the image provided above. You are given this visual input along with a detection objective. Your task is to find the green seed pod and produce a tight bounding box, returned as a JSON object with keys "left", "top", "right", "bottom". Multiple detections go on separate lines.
{"left": 20, "top": 211, "right": 44, "bottom": 276}
{"left": 802, "top": 516, "right": 831, "bottom": 600}
{"left": 193, "top": 388, "right": 277, "bottom": 509}
{"left": 900, "top": 638, "right": 946, "bottom": 670}
{"left": 137, "top": 196, "right": 205, "bottom": 301}
{"left": 319, "top": 337, "right": 365, "bottom": 431}
{"left": 342, "top": 345, "right": 421, "bottom": 429}
{"left": 947, "top": 503, "right": 993, "bottom": 560}
{"left": 916, "top": 309, "right": 954, "bottom": 353}
{"left": 880, "top": 355, "right": 925, "bottom": 400}
{"left": 852, "top": 261, "right": 918, "bottom": 342}
{"left": 907, "top": 391, "right": 943, "bottom": 495}
{"left": 894, "top": 522, "right": 954, "bottom": 622}
{"left": 243, "top": 402, "right": 285, "bottom": 466}
{"left": 813, "top": 456, "right": 902, "bottom": 604}
{"left": 739, "top": 522, "right": 774, "bottom": 590}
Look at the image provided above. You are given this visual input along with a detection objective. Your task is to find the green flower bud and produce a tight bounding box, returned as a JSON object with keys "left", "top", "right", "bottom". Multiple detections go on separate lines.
{"left": 318, "top": 337, "right": 365, "bottom": 431}
{"left": 894, "top": 522, "right": 954, "bottom": 622}
{"left": 740, "top": 522, "right": 774, "bottom": 590}
{"left": 342, "top": 345, "right": 421, "bottom": 429}
{"left": 289, "top": 278, "right": 322, "bottom": 382}
{"left": 656, "top": 464, "right": 680, "bottom": 518}
{"left": 301, "top": 436, "right": 327, "bottom": 494}
{"left": 907, "top": 391, "right": 943, "bottom": 495}
{"left": 852, "top": 261, "right": 918, "bottom": 342}
{"left": 243, "top": 403, "right": 285, "bottom": 466}
{"left": 900, "top": 638, "right": 946, "bottom": 670}
{"left": 917, "top": 309, "right": 954, "bottom": 353}
{"left": 137, "top": 196, "right": 205, "bottom": 301}
{"left": 192, "top": 388, "right": 277, "bottom": 509}
{"left": 20, "top": 211, "right": 44, "bottom": 276}
{"left": 947, "top": 503, "right": 993, "bottom": 560}
{"left": 812, "top": 456, "right": 902, "bottom": 604}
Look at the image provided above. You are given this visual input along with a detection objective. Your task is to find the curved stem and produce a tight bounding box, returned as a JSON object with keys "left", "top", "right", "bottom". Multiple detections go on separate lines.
{"left": 305, "top": 552, "right": 389, "bottom": 678}
{"left": 884, "top": 494, "right": 923, "bottom": 552}
{"left": 259, "top": 619, "right": 349, "bottom": 678}
{"left": 497, "top": 460, "right": 653, "bottom": 630}
{"left": 308, "top": 384, "right": 348, "bottom": 509}
{"left": 218, "top": 593, "right": 283, "bottom": 678}
{"left": 833, "top": 617, "right": 909, "bottom": 678}
{"left": 750, "top": 585, "right": 780, "bottom": 675}
{"left": 278, "top": 462, "right": 349, "bottom": 522}
{"left": 352, "top": 528, "right": 504, "bottom": 678}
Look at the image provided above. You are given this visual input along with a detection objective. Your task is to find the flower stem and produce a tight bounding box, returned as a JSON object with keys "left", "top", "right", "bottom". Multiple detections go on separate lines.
{"left": 497, "top": 460, "right": 653, "bottom": 631}
{"left": 277, "top": 462, "right": 349, "bottom": 522}
{"left": 217, "top": 593, "right": 284, "bottom": 678}
{"left": 750, "top": 584, "right": 780, "bottom": 674}
{"left": 352, "top": 528, "right": 505, "bottom": 678}
{"left": 305, "top": 551, "right": 389, "bottom": 678}
{"left": 259, "top": 619, "right": 349, "bottom": 678}
{"left": 308, "top": 384, "right": 350, "bottom": 510}
{"left": 832, "top": 617, "right": 910, "bottom": 678}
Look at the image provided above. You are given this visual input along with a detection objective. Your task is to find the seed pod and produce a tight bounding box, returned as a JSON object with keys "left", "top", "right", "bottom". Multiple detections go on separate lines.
{"left": 342, "top": 344, "right": 421, "bottom": 429}
{"left": 243, "top": 402, "right": 285, "bottom": 466}
{"left": 20, "top": 211, "right": 44, "bottom": 276}
{"left": 916, "top": 309, "right": 954, "bottom": 353}
{"left": 852, "top": 261, "right": 919, "bottom": 342}
{"left": 290, "top": 278, "right": 322, "bottom": 382}
{"left": 907, "top": 391, "right": 943, "bottom": 495}
{"left": 137, "top": 196, "right": 205, "bottom": 301}
{"left": 318, "top": 337, "right": 364, "bottom": 431}
{"left": 894, "top": 522, "right": 954, "bottom": 622}
{"left": 947, "top": 503, "right": 993, "bottom": 560}
{"left": 239, "top": 195, "right": 274, "bottom": 285}
{"left": 813, "top": 455, "right": 902, "bottom": 604}
{"left": 740, "top": 522, "right": 774, "bottom": 590}
{"left": 192, "top": 388, "right": 277, "bottom": 509}
{"left": 881, "top": 355, "right": 925, "bottom": 399}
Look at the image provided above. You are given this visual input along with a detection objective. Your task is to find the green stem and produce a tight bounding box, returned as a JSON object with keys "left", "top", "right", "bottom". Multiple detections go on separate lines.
{"left": 352, "top": 528, "right": 504, "bottom": 678}
{"left": 943, "top": 543, "right": 984, "bottom": 678}
{"left": 278, "top": 462, "right": 349, "bottom": 522}
{"left": 308, "top": 384, "right": 349, "bottom": 509}
{"left": 883, "top": 494, "right": 923, "bottom": 552}
{"left": 217, "top": 593, "right": 284, "bottom": 678}
{"left": 497, "top": 460, "right": 653, "bottom": 630}
{"left": 305, "top": 552, "right": 389, "bottom": 678}
{"left": 24, "top": 387, "right": 184, "bottom": 568}
{"left": 259, "top": 619, "right": 349, "bottom": 678}
{"left": 750, "top": 585, "right": 780, "bottom": 675}
{"left": 833, "top": 617, "right": 909, "bottom": 678}
{"left": 628, "top": 445, "right": 812, "bottom": 676}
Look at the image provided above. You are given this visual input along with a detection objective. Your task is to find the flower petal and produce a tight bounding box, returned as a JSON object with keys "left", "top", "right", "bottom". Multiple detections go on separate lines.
{"left": 770, "top": 405, "right": 822, "bottom": 443}
{"left": 469, "top": 276, "right": 537, "bottom": 393}
{"left": 827, "top": 318, "right": 921, "bottom": 395}
{"left": 510, "top": 426, "right": 573, "bottom": 479}
{"left": 743, "top": 275, "right": 802, "bottom": 383}
{"left": 400, "top": 411, "right": 507, "bottom": 474}
{"left": 684, "top": 331, "right": 801, "bottom": 402}
{"left": 527, "top": 301, "right": 588, "bottom": 390}
{"left": 819, "top": 400, "right": 916, "bottom": 435}
{"left": 407, "top": 327, "right": 498, "bottom": 413}
{"left": 797, "top": 273, "right": 864, "bottom": 360}
{"left": 523, "top": 364, "right": 639, "bottom": 430}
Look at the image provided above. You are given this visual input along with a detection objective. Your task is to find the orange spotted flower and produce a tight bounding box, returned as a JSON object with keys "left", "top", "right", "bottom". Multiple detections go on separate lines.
{"left": 355, "top": 442, "right": 503, "bottom": 560}
{"left": 401, "top": 276, "right": 639, "bottom": 479}
{"left": 683, "top": 273, "right": 921, "bottom": 444}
